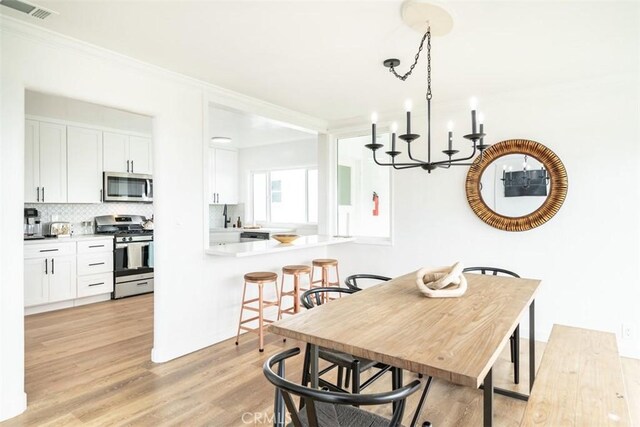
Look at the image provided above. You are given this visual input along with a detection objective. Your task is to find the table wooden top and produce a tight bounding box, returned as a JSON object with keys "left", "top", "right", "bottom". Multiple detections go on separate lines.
{"left": 270, "top": 272, "right": 541, "bottom": 388}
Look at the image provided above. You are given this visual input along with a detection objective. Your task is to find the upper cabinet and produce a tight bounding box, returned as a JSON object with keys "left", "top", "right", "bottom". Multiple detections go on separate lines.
{"left": 25, "top": 120, "right": 68, "bottom": 203}
{"left": 67, "top": 126, "right": 103, "bottom": 203}
{"left": 104, "top": 132, "right": 152, "bottom": 175}
{"left": 209, "top": 147, "right": 238, "bottom": 204}
{"left": 25, "top": 119, "right": 152, "bottom": 204}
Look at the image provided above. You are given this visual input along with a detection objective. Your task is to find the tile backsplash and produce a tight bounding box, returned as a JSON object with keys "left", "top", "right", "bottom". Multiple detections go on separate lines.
{"left": 25, "top": 203, "right": 153, "bottom": 235}
{"left": 209, "top": 204, "right": 244, "bottom": 228}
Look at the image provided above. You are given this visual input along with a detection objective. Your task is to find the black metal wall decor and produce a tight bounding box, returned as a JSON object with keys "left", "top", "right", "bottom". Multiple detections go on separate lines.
{"left": 366, "top": 26, "right": 488, "bottom": 173}
{"left": 502, "top": 156, "right": 550, "bottom": 197}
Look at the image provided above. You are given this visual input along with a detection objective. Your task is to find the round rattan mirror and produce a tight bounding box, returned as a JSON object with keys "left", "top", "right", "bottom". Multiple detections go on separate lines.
{"left": 465, "top": 139, "right": 568, "bottom": 231}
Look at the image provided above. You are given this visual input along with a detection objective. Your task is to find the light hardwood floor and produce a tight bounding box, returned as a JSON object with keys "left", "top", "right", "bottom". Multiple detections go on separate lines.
{"left": 3, "top": 294, "right": 638, "bottom": 426}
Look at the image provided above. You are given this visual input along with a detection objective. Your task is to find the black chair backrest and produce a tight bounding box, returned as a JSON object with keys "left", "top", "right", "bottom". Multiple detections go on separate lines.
{"left": 264, "top": 347, "right": 421, "bottom": 427}
{"left": 344, "top": 274, "right": 391, "bottom": 291}
{"left": 463, "top": 266, "right": 520, "bottom": 278}
{"left": 300, "top": 287, "right": 357, "bottom": 309}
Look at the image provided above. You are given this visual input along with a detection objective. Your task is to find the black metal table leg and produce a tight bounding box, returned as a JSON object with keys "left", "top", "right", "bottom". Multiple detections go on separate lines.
{"left": 483, "top": 367, "right": 493, "bottom": 427}
{"left": 309, "top": 343, "right": 319, "bottom": 389}
{"left": 274, "top": 359, "right": 285, "bottom": 427}
{"left": 529, "top": 299, "right": 536, "bottom": 392}
{"left": 391, "top": 368, "right": 404, "bottom": 418}
{"left": 514, "top": 325, "right": 520, "bottom": 385}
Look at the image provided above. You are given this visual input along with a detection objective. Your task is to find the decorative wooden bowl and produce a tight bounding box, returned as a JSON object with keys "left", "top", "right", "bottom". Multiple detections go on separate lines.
{"left": 271, "top": 234, "right": 299, "bottom": 244}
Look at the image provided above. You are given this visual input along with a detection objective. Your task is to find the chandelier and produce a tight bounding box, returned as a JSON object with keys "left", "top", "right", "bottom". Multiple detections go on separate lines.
{"left": 366, "top": 24, "right": 489, "bottom": 172}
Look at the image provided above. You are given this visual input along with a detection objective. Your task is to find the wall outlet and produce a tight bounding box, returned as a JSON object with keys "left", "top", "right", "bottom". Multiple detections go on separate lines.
{"left": 621, "top": 323, "right": 634, "bottom": 340}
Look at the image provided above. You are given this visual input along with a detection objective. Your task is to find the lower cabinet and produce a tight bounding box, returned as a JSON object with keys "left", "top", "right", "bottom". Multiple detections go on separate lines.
{"left": 24, "top": 255, "right": 76, "bottom": 306}
{"left": 24, "top": 238, "right": 114, "bottom": 310}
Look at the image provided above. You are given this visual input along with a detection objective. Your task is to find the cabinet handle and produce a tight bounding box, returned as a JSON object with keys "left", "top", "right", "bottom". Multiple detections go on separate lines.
{"left": 100, "top": 189, "right": 103, "bottom": 202}
{"left": 42, "top": 187, "right": 45, "bottom": 202}
{"left": 40, "top": 249, "right": 59, "bottom": 252}
{"left": 51, "top": 258, "right": 55, "bottom": 275}
{"left": 89, "top": 245, "right": 104, "bottom": 248}
{"left": 88, "top": 282, "right": 104, "bottom": 287}
{"left": 136, "top": 282, "right": 148, "bottom": 286}
{"left": 45, "top": 259, "right": 48, "bottom": 275}
{"left": 37, "top": 187, "right": 40, "bottom": 202}
{"left": 89, "top": 262, "right": 105, "bottom": 266}
{"left": 127, "top": 160, "right": 130, "bottom": 173}
{"left": 131, "top": 161, "right": 134, "bottom": 173}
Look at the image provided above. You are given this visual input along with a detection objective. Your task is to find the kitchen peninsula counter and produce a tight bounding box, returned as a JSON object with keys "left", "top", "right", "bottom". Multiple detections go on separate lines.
{"left": 205, "top": 235, "right": 354, "bottom": 257}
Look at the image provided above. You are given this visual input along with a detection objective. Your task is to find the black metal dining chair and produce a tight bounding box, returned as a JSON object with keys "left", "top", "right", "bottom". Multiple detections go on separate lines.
{"left": 463, "top": 266, "right": 521, "bottom": 384}
{"left": 300, "top": 287, "right": 392, "bottom": 396}
{"left": 264, "top": 347, "right": 433, "bottom": 427}
{"left": 344, "top": 274, "right": 391, "bottom": 291}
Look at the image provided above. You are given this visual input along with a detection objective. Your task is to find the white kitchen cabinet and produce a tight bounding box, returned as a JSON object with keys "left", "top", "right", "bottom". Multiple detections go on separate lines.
{"left": 128, "top": 136, "right": 152, "bottom": 174}
{"left": 104, "top": 132, "right": 152, "bottom": 174}
{"left": 24, "top": 120, "right": 40, "bottom": 203}
{"left": 103, "top": 132, "right": 129, "bottom": 173}
{"left": 48, "top": 255, "right": 77, "bottom": 302}
{"left": 24, "top": 257, "right": 48, "bottom": 307}
{"left": 76, "top": 238, "right": 114, "bottom": 299}
{"left": 24, "top": 241, "right": 77, "bottom": 307}
{"left": 67, "top": 126, "right": 103, "bottom": 203}
{"left": 209, "top": 147, "right": 238, "bottom": 204}
{"left": 25, "top": 121, "right": 68, "bottom": 203}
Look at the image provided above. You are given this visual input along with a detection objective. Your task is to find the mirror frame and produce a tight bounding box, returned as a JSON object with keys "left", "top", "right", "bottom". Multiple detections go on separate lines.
{"left": 465, "top": 139, "right": 568, "bottom": 231}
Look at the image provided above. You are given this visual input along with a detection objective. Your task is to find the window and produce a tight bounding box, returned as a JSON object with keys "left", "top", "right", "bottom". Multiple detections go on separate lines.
{"left": 337, "top": 134, "right": 391, "bottom": 239}
{"left": 252, "top": 168, "right": 318, "bottom": 224}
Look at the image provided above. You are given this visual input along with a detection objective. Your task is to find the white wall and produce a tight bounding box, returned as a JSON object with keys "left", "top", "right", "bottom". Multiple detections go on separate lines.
{"left": 25, "top": 90, "right": 153, "bottom": 135}
{"left": 328, "top": 72, "right": 640, "bottom": 358}
{"left": 0, "top": 17, "right": 326, "bottom": 421}
{"left": 238, "top": 138, "right": 318, "bottom": 225}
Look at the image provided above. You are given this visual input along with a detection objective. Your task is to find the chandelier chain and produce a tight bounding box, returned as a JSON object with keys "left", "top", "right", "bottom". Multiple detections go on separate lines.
{"left": 426, "top": 28, "right": 432, "bottom": 100}
{"left": 387, "top": 27, "right": 430, "bottom": 82}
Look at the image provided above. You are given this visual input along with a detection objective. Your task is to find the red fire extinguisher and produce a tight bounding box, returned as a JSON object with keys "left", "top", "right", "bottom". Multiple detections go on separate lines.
{"left": 372, "top": 192, "right": 379, "bottom": 216}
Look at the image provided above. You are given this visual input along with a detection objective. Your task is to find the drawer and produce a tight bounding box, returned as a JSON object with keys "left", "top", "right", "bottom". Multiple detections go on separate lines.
{"left": 115, "top": 277, "right": 154, "bottom": 299}
{"left": 77, "top": 253, "right": 113, "bottom": 276}
{"left": 77, "top": 239, "right": 113, "bottom": 254}
{"left": 24, "top": 241, "right": 76, "bottom": 259}
{"left": 77, "top": 272, "right": 113, "bottom": 298}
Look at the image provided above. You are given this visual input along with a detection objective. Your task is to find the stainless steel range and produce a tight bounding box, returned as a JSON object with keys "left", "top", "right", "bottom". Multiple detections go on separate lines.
{"left": 95, "top": 215, "right": 154, "bottom": 299}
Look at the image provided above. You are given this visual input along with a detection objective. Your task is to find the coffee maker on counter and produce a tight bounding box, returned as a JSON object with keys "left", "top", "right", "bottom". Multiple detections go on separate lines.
{"left": 24, "top": 208, "right": 44, "bottom": 240}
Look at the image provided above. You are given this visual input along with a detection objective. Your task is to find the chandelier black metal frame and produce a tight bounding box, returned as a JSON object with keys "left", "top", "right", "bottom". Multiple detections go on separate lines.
{"left": 366, "top": 26, "right": 489, "bottom": 172}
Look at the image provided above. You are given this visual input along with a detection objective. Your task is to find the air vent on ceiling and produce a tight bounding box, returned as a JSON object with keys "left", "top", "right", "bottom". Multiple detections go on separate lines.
{"left": 0, "top": 0, "right": 58, "bottom": 20}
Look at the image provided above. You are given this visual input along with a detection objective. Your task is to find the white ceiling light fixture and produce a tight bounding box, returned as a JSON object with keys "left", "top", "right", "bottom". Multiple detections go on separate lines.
{"left": 367, "top": 0, "right": 489, "bottom": 173}
{"left": 211, "top": 137, "right": 232, "bottom": 144}
{"left": 0, "top": 0, "right": 58, "bottom": 19}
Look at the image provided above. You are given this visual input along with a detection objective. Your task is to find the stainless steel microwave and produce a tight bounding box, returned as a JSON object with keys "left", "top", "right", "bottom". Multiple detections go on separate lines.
{"left": 103, "top": 172, "right": 153, "bottom": 203}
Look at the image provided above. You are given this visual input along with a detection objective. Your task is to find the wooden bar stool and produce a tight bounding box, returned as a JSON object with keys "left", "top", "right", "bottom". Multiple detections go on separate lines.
{"left": 235, "top": 271, "right": 279, "bottom": 352}
{"left": 278, "top": 265, "right": 312, "bottom": 319}
{"left": 311, "top": 259, "right": 341, "bottom": 300}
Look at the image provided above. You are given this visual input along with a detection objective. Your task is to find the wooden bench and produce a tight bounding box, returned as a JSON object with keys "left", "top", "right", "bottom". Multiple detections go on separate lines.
{"left": 521, "top": 324, "right": 631, "bottom": 426}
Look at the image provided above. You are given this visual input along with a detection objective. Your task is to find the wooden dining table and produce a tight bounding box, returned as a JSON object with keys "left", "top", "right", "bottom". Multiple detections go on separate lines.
{"left": 269, "top": 271, "right": 541, "bottom": 427}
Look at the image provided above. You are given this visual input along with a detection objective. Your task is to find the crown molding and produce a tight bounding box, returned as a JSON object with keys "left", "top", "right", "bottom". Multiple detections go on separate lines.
{"left": 0, "top": 14, "right": 328, "bottom": 133}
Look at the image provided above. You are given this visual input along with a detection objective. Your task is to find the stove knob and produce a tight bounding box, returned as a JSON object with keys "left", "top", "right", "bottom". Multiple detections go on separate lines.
{"left": 128, "top": 237, "right": 133, "bottom": 242}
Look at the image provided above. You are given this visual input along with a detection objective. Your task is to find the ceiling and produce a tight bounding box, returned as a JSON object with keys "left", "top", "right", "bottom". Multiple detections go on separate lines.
{"left": 209, "top": 104, "right": 316, "bottom": 148}
{"left": 3, "top": 1, "right": 638, "bottom": 123}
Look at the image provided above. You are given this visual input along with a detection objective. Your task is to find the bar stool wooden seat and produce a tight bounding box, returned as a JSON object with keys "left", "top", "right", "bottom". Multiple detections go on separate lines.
{"left": 311, "top": 259, "right": 340, "bottom": 298}
{"left": 278, "top": 265, "right": 312, "bottom": 319}
{"left": 235, "top": 271, "right": 279, "bottom": 352}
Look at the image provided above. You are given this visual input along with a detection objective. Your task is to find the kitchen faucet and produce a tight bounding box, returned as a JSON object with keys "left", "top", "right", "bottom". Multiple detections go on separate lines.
{"left": 222, "top": 204, "right": 231, "bottom": 228}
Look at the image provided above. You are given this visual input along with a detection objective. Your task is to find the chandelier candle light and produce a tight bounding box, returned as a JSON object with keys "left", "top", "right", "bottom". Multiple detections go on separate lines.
{"left": 366, "top": 10, "right": 490, "bottom": 173}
